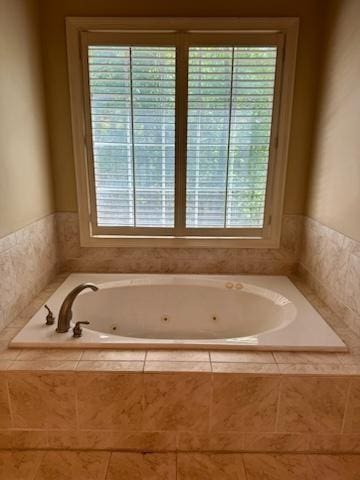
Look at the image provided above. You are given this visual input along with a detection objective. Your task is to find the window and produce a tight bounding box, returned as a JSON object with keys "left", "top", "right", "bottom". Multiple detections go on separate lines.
{"left": 67, "top": 18, "right": 298, "bottom": 247}
{"left": 88, "top": 46, "right": 176, "bottom": 229}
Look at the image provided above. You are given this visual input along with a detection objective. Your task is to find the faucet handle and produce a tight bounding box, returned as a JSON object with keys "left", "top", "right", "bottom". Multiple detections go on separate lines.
{"left": 73, "top": 321, "right": 90, "bottom": 338}
{"left": 44, "top": 305, "right": 55, "bottom": 326}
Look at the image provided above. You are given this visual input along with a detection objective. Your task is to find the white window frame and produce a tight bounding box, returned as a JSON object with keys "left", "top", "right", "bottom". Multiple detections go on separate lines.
{"left": 66, "top": 17, "right": 299, "bottom": 248}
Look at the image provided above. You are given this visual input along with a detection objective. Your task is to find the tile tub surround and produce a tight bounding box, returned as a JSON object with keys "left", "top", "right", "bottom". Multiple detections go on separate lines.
{"left": 2, "top": 369, "right": 360, "bottom": 455}
{"left": 0, "top": 452, "right": 360, "bottom": 480}
{"left": 56, "top": 212, "right": 302, "bottom": 275}
{"left": 299, "top": 216, "right": 360, "bottom": 335}
{"left": 0, "top": 280, "right": 360, "bottom": 456}
{"left": 0, "top": 214, "right": 58, "bottom": 332}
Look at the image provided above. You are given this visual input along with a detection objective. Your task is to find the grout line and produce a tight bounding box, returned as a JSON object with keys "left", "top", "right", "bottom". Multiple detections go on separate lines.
{"left": 242, "top": 453, "right": 250, "bottom": 480}
{"left": 74, "top": 378, "right": 80, "bottom": 432}
{"left": 103, "top": 451, "right": 112, "bottom": 480}
{"left": 208, "top": 369, "right": 214, "bottom": 434}
{"left": 241, "top": 453, "right": 249, "bottom": 480}
{"left": 31, "top": 450, "right": 46, "bottom": 480}
{"left": 274, "top": 376, "right": 282, "bottom": 433}
{"left": 306, "top": 453, "right": 318, "bottom": 477}
{"left": 5, "top": 376, "right": 14, "bottom": 428}
{"left": 175, "top": 448, "right": 178, "bottom": 480}
{"left": 340, "top": 378, "right": 352, "bottom": 434}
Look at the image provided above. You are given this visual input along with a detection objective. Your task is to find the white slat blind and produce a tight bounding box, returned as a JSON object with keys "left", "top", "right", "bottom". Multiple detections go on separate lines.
{"left": 88, "top": 46, "right": 176, "bottom": 228}
{"left": 186, "top": 46, "right": 277, "bottom": 228}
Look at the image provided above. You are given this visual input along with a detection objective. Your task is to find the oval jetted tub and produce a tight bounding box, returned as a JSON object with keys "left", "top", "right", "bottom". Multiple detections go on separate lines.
{"left": 73, "top": 277, "right": 296, "bottom": 340}
{"left": 11, "top": 274, "right": 346, "bottom": 351}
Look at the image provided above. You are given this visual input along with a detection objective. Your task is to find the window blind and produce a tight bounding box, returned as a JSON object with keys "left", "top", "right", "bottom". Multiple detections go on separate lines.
{"left": 88, "top": 46, "right": 176, "bottom": 228}
{"left": 186, "top": 46, "right": 277, "bottom": 228}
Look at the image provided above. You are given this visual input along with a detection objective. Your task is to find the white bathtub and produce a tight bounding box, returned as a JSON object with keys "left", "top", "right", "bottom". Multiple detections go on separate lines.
{"left": 11, "top": 274, "right": 346, "bottom": 351}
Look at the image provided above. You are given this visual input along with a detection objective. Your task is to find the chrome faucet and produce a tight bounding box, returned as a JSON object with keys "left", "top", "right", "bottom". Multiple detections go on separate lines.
{"left": 56, "top": 283, "right": 98, "bottom": 333}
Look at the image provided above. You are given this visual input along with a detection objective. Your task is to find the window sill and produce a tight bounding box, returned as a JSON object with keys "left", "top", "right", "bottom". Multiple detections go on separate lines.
{"left": 80, "top": 233, "right": 281, "bottom": 249}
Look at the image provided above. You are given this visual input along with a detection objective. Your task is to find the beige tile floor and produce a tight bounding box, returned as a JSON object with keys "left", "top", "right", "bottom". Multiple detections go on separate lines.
{"left": 0, "top": 451, "right": 360, "bottom": 479}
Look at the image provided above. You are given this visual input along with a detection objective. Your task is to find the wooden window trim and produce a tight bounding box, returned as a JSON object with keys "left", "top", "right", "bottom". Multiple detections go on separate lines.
{"left": 66, "top": 17, "right": 299, "bottom": 248}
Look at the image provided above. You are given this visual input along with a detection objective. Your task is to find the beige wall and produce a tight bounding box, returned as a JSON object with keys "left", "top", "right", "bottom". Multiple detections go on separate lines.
{"left": 0, "top": 0, "right": 54, "bottom": 238}
{"left": 306, "top": 0, "right": 360, "bottom": 241}
{"left": 39, "top": 0, "right": 324, "bottom": 215}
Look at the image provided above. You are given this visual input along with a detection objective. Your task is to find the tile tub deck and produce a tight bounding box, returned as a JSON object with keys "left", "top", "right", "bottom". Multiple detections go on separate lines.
{"left": 0, "top": 274, "right": 360, "bottom": 459}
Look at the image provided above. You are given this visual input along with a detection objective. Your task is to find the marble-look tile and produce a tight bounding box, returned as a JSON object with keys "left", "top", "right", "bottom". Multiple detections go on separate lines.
{"left": 0, "top": 230, "right": 17, "bottom": 254}
{"left": 81, "top": 350, "right": 146, "bottom": 361}
{"left": 76, "top": 361, "right": 144, "bottom": 372}
{"left": 0, "top": 214, "right": 58, "bottom": 335}
{"left": 337, "top": 354, "right": 360, "bottom": 365}
{"left": 0, "top": 327, "right": 21, "bottom": 341}
{"left": 244, "top": 433, "right": 309, "bottom": 452}
{"left": 146, "top": 350, "right": 210, "bottom": 362}
{"left": 48, "top": 430, "right": 177, "bottom": 451}
{"left": 56, "top": 212, "right": 82, "bottom": 262}
{"left": 177, "top": 453, "right": 246, "bottom": 480}
{"left": 0, "top": 429, "right": 48, "bottom": 449}
{"left": 17, "top": 349, "right": 83, "bottom": 361}
{"left": 281, "top": 215, "right": 303, "bottom": 258}
{"left": 212, "top": 363, "right": 279, "bottom": 374}
{"left": 0, "top": 342, "right": 16, "bottom": 353}
{"left": 273, "top": 352, "right": 340, "bottom": 364}
{"left": 47, "top": 430, "right": 108, "bottom": 450}
{"left": 211, "top": 375, "right": 280, "bottom": 432}
{"left": 177, "top": 432, "right": 245, "bottom": 451}
{"left": 295, "top": 272, "right": 350, "bottom": 330}
{"left": 340, "top": 435, "right": 360, "bottom": 453}
{"left": 309, "top": 454, "right": 360, "bottom": 479}
{"left": 343, "top": 379, "right": 360, "bottom": 433}
{"left": 109, "top": 432, "right": 177, "bottom": 452}
{"left": 345, "top": 253, "right": 360, "bottom": 316}
{"left": 0, "top": 375, "right": 11, "bottom": 427}
{"left": 243, "top": 453, "right": 313, "bottom": 479}
{"left": 344, "top": 308, "right": 360, "bottom": 337}
{"left": 301, "top": 218, "right": 327, "bottom": 278}
{"left": 8, "top": 373, "right": 76, "bottom": 429}
{"left": 77, "top": 373, "right": 143, "bottom": 430}
{"left": 299, "top": 217, "right": 360, "bottom": 335}
{"left": 277, "top": 377, "right": 349, "bottom": 433}
{"left": 143, "top": 373, "right": 211, "bottom": 432}
{"left": 8, "top": 360, "right": 78, "bottom": 371}
{"left": 35, "top": 451, "right": 109, "bottom": 480}
{"left": 210, "top": 351, "right": 275, "bottom": 363}
{"left": 145, "top": 361, "right": 211, "bottom": 372}
{"left": 320, "top": 237, "right": 350, "bottom": 302}
{"left": 337, "top": 329, "right": 360, "bottom": 351}
{"left": 0, "top": 360, "right": 12, "bottom": 370}
{"left": 0, "top": 311, "right": 4, "bottom": 333}
{"left": 58, "top": 212, "right": 297, "bottom": 274}
{"left": 0, "top": 451, "right": 43, "bottom": 480}
{"left": 277, "top": 364, "right": 360, "bottom": 375}
{"left": 0, "top": 348, "right": 21, "bottom": 360}
{"left": 307, "top": 434, "right": 346, "bottom": 453}
{"left": 0, "top": 251, "right": 18, "bottom": 310}
{"left": 106, "top": 453, "right": 176, "bottom": 479}
{"left": 344, "top": 236, "right": 360, "bottom": 258}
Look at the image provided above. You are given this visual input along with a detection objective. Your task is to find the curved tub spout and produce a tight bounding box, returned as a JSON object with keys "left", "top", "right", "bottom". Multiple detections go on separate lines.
{"left": 56, "top": 283, "right": 98, "bottom": 333}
